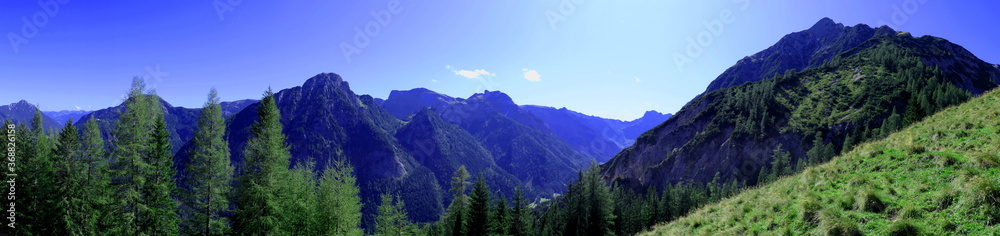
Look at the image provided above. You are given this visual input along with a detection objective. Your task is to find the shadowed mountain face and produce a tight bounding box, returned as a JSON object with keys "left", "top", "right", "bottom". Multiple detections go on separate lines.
{"left": 1, "top": 100, "right": 61, "bottom": 132}
{"left": 75, "top": 96, "right": 201, "bottom": 154}
{"left": 381, "top": 88, "right": 672, "bottom": 164}
{"left": 381, "top": 88, "right": 459, "bottom": 120}
{"left": 703, "top": 17, "right": 895, "bottom": 94}
{"left": 603, "top": 18, "right": 1000, "bottom": 190}
{"left": 179, "top": 73, "right": 593, "bottom": 226}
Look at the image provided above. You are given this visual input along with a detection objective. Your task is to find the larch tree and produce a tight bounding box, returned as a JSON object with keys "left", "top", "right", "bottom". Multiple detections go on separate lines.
{"left": 316, "top": 159, "right": 363, "bottom": 236}
{"left": 444, "top": 166, "right": 471, "bottom": 236}
{"left": 375, "top": 193, "right": 415, "bottom": 236}
{"left": 181, "top": 88, "right": 235, "bottom": 235}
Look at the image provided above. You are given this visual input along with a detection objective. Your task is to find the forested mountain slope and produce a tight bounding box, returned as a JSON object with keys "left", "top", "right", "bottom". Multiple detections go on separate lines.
{"left": 602, "top": 19, "right": 1000, "bottom": 190}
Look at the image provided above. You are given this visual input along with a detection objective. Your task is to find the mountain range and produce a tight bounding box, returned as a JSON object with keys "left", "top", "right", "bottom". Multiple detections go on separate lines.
{"left": 602, "top": 18, "right": 1000, "bottom": 190}
{"left": 1, "top": 100, "right": 61, "bottom": 132}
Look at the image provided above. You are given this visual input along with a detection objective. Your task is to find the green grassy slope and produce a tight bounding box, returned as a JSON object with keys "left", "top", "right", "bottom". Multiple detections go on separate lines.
{"left": 644, "top": 89, "right": 1000, "bottom": 235}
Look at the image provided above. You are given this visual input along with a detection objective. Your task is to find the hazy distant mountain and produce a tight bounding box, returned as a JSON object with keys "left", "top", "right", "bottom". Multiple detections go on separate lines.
{"left": 381, "top": 88, "right": 670, "bottom": 163}
{"left": 521, "top": 106, "right": 672, "bottom": 163}
{"left": 0, "top": 100, "right": 61, "bottom": 132}
{"left": 43, "top": 110, "right": 92, "bottom": 126}
{"left": 220, "top": 99, "right": 257, "bottom": 118}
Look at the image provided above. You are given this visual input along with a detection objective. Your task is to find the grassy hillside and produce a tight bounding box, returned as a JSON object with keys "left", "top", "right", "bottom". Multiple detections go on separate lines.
{"left": 644, "top": 88, "right": 1000, "bottom": 235}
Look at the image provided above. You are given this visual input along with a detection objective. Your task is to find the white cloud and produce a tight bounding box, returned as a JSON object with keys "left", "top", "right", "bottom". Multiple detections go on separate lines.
{"left": 74, "top": 105, "right": 82, "bottom": 110}
{"left": 457, "top": 69, "right": 492, "bottom": 79}
{"left": 522, "top": 69, "right": 541, "bottom": 82}
{"left": 431, "top": 79, "right": 439, "bottom": 83}
{"left": 634, "top": 76, "right": 641, "bottom": 83}
{"left": 447, "top": 65, "right": 494, "bottom": 79}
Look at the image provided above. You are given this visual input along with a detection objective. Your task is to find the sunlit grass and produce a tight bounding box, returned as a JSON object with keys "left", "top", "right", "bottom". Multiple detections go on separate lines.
{"left": 644, "top": 88, "right": 1000, "bottom": 235}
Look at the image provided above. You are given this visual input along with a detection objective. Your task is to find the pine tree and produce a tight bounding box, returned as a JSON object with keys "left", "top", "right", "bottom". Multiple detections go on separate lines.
{"left": 316, "top": 159, "right": 363, "bottom": 236}
{"left": 511, "top": 186, "right": 529, "bottom": 236}
{"left": 489, "top": 196, "right": 511, "bottom": 235}
{"left": 81, "top": 117, "right": 112, "bottom": 232}
{"left": 54, "top": 119, "right": 88, "bottom": 234}
{"left": 21, "top": 109, "right": 61, "bottom": 234}
{"left": 581, "top": 165, "right": 616, "bottom": 236}
{"left": 181, "top": 88, "right": 235, "bottom": 235}
{"left": 375, "top": 194, "right": 415, "bottom": 236}
{"left": 445, "top": 166, "right": 471, "bottom": 236}
{"left": 233, "top": 88, "right": 292, "bottom": 235}
{"left": 769, "top": 144, "right": 791, "bottom": 181}
{"left": 141, "top": 98, "right": 181, "bottom": 235}
{"left": 109, "top": 78, "right": 180, "bottom": 234}
{"left": 467, "top": 174, "right": 491, "bottom": 236}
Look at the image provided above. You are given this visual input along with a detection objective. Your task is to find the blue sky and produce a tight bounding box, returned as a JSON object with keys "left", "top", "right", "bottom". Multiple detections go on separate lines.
{"left": 1, "top": 0, "right": 998, "bottom": 120}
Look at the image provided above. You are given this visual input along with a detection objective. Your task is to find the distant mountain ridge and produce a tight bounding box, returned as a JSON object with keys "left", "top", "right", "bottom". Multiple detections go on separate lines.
{"left": 382, "top": 88, "right": 672, "bottom": 163}
{"left": 1, "top": 100, "right": 61, "bottom": 132}
{"left": 43, "top": 110, "right": 92, "bottom": 126}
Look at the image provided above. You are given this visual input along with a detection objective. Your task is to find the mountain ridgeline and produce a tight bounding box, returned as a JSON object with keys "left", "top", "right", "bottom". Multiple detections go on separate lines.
{"left": 168, "top": 73, "right": 665, "bottom": 228}
{"left": 603, "top": 18, "right": 1000, "bottom": 191}
{"left": 382, "top": 88, "right": 671, "bottom": 163}
{"left": 1, "top": 100, "right": 61, "bottom": 132}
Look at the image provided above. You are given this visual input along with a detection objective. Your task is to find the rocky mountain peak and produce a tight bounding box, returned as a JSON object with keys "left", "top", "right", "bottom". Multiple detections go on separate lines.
{"left": 807, "top": 17, "right": 843, "bottom": 34}
{"left": 8, "top": 100, "right": 34, "bottom": 109}
{"left": 469, "top": 90, "right": 515, "bottom": 107}
{"left": 302, "top": 72, "right": 348, "bottom": 90}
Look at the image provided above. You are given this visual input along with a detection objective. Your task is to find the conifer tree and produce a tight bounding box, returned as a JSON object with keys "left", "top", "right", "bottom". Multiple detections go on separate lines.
{"left": 317, "top": 159, "right": 363, "bottom": 236}
{"left": 511, "top": 186, "right": 530, "bottom": 236}
{"left": 468, "top": 174, "right": 491, "bottom": 236}
{"left": 445, "top": 166, "right": 471, "bottom": 236}
{"left": 22, "top": 109, "right": 61, "bottom": 234}
{"left": 181, "top": 88, "right": 235, "bottom": 235}
{"left": 376, "top": 194, "right": 415, "bottom": 236}
{"left": 81, "top": 117, "right": 112, "bottom": 232}
{"left": 233, "top": 88, "right": 291, "bottom": 235}
{"left": 54, "top": 119, "right": 88, "bottom": 234}
{"left": 109, "top": 78, "right": 158, "bottom": 235}
{"left": 489, "top": 196, "right": 511, "bottom": 235}
{"left": 141, "top": 95, "right": 181, "bottom": 235}
{"left": 277, "top": 161, "right": 317, "bottom": 235}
